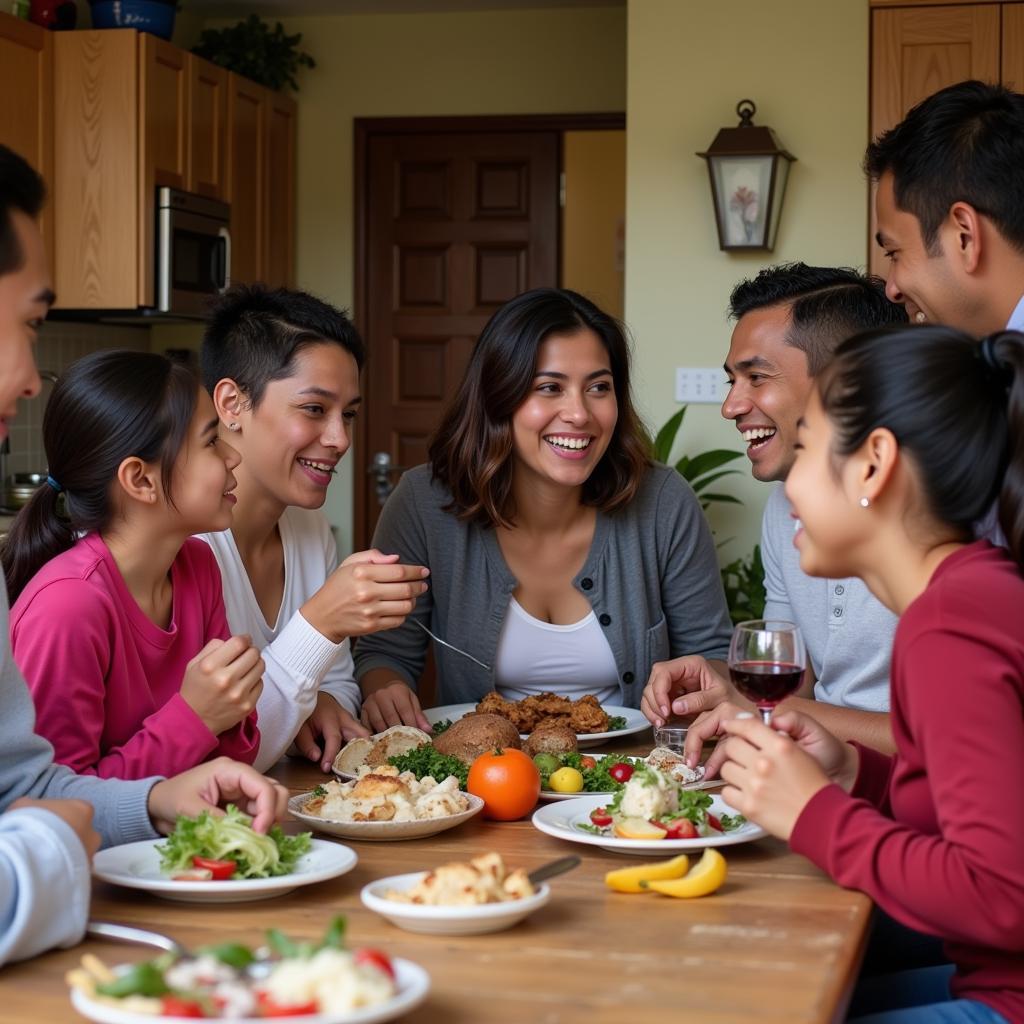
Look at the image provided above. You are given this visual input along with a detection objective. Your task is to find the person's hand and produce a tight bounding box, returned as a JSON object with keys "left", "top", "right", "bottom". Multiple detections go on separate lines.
{"left": 8, "top": 797, "right": 100, "bottom": 862}
{"left": 180, "top": 636, "right": 265, "bottom": 736}
{"left": 682, "top": 700, "right": 748, "bottom": 776}
{"left": 641, "top": 655, "right": 746, "bottom": 728}
{"left": 717, "top": 714, "right": 836, "bottom": 841}
{"left": 146, "top": 757, "right": 289, "bottom": 835}
{"left": 301, "top": 549, "right": 429, "bottom": 644}
{"left": 361, "top": 680, "right": 430, "bottom": 732}
{"left": 763, "top": 708, "right": 859, "bottom": 788}
{"left": 294, "top": 692, "right": 370, "bottom": 773}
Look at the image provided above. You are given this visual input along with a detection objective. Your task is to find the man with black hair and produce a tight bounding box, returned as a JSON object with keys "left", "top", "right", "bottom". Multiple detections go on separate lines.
{"left": 867, "top": 79, "right": 1024, "bottom": 335}
{"left": 0, "top": 144, "right": 287, "bottom": 966}
{"left": 643, "top": 264, "right": 907, "bottom": 761}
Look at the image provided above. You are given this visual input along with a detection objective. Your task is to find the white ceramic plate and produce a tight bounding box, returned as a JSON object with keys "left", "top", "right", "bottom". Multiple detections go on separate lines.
{"left": 531, "top": 793, "right": 767, "bottom": 856}
{"left": 361, "top": 872, "right": 551, "bottom": 935}
{"left": 70, "top": 956, "right": 430, "bottom": 1024}
{"left": 288, "top": 792, "right": 484, "bottom": 841}
{"left": 424, "top": 703, "right": 650, "bottom": 749}
{"left": 92, "top": 839, "right": 357, "bottom": 903}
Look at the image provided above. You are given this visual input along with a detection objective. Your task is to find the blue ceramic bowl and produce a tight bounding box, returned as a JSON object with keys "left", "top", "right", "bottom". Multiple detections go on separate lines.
{"left": 90, "top": 1, "right": 176, "bottom": 40}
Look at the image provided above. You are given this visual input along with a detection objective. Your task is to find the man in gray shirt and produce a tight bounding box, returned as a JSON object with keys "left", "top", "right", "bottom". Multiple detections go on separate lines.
{"left": 642, "top": 264, "right": 906, "bottom": 759}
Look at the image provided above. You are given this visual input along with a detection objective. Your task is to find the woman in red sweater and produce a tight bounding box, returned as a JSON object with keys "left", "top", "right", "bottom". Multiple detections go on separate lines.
{"left": 717, "top": 326, "right": 1023, "bottom": 1023}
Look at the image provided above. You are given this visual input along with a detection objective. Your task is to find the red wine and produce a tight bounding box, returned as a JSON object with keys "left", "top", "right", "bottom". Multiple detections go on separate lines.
{"left": 729, "top": 661, "right": 803, "bottom": 707}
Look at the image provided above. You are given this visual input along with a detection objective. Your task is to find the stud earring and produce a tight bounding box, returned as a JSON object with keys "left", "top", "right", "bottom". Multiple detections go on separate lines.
{"left": 859, "top": 496, "right": 871, "bottom": 508}
{"left": 227, "top": 422, "right": 240, "bottom": 432}
{"left": 914, "top": 311, "right": 926, "bottom": 324}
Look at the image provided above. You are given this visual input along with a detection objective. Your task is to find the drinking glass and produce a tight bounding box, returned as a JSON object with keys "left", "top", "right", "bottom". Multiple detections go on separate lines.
{"left": 727, "top": 619, "right": 806, "bottom": 726}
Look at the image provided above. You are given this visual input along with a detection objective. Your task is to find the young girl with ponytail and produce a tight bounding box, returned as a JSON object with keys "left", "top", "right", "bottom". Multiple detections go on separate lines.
{"left": 715, "top": 326, "right": 1024, "bottom": 1024}
{"left": 4, "top": 350, "right": 263, "bottom": 780}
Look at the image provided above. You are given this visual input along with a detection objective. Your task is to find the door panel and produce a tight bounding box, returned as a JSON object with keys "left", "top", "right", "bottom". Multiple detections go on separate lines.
{"left": 226, "top": 73, "right": 266, "bottom": 285}
{"left": 358, "top": 130, "right": 559, "bottom": 547}
{"left": 188, "top": 56, "right": 228, "bottom": 201}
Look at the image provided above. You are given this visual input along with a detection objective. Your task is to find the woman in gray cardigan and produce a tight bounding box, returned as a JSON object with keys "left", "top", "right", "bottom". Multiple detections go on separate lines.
{"left": 355, "top": 288, "right": 732, "bottom": 730}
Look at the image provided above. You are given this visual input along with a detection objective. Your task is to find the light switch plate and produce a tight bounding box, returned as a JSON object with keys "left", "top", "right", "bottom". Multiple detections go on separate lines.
{"left": 675, "top": 367, "right": 723, "bottom": 404}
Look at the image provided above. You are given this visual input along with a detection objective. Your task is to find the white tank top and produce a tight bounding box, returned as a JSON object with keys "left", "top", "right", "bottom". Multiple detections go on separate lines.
{"left": 493, "top": 596, "right": 620, "bottom": 704}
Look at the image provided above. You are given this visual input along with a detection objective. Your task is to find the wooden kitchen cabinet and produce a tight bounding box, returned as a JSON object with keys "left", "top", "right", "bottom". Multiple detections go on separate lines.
{"left": 869, "top": 2, "right": 1024, "bottom": 275}
{"left": 0, "top": 12, "right": 53, "bottom": 256}
{"left": 52, "top": 28, "right": 295, "bottom": 310}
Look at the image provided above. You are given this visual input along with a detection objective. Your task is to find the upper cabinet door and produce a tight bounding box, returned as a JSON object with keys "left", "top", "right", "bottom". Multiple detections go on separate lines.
{"left": 226, "top": 73, "right": 266, "bottom": 285}
{"left": 188, "top": 55, "right": 228, "bottom": 201}
{"left": 1002, "top": 3, "right": 1024, "bottom": 92}
{"left": 869, "top": 4, "right": 1000, "bottom": 275}
{"left": 0, "top": 14, "right": 53, "bottom": 251}
{"left": 141, "top": 34, "right": 188, "bottom": 190}
{"left": 264, "top": 91, "right": 296, "bottom": 289}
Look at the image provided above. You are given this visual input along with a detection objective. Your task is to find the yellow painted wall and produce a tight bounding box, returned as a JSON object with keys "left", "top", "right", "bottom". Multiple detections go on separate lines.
{"left": 562, "top": 130, "right": 626, "bottom": 320}
{"left": 625, "top": 0, "right": 869, "bottom": 561}
{"left": 201, "top": 6, "right": 627, "bottom": 552}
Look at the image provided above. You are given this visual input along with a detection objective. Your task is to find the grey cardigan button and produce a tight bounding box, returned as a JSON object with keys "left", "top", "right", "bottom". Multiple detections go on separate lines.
{"left": 580, "top": 577, "right": 594, "bottom": 590}
{"left": 622, "top": 671, "right": 634, "bottom": 684}
{"left": 599, "top": 613, "right": 611, "bottom": 626}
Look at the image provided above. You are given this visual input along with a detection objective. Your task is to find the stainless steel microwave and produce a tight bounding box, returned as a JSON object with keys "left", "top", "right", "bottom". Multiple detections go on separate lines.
{"left": 156, "top": 188, "right": 231, "bottom": 317}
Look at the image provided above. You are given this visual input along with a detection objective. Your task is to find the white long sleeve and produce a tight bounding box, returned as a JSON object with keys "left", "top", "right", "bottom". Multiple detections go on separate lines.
{"left": 199, "top": 508, "right": 362, "bottom": 772}
{"left": 0, "top": 807, "right": 90, "bottom": 967}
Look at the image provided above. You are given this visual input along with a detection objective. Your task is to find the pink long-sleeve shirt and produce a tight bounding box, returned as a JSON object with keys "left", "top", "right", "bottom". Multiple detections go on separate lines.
{"left": 11, "top": 534, "right": 259, "bottom": 779}
{"left": 791, "top": 541, "right": 1024, "bottom": 1022}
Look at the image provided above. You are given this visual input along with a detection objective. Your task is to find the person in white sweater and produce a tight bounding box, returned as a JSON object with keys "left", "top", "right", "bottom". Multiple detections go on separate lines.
{"left": 199, "top": 285, "right": 429, "bottom": 773}
{"left": 0, "top": 144, "right": 288, "bottom": 967}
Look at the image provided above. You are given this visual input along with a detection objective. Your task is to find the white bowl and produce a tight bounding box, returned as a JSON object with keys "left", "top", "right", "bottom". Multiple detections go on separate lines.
{"left": 361, "top": 872, "right": 551, "bottom": 935}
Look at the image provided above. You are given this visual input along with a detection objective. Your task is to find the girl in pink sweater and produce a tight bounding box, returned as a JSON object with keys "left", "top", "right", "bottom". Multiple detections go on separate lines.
{"left": 5, "top": 351, "right": 263, "bottom": 779}
{"left": 716, "top": 327, "right": 1023, "bottom": 1024}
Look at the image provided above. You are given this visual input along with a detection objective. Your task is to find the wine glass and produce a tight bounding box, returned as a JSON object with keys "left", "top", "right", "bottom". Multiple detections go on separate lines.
{"left": 727, "top": 619, "right": 806, "bottom": 726}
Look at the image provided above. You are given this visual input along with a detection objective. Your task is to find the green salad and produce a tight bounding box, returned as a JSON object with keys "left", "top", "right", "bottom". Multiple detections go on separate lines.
{"left": 156, "top": 805, "right": 311, "bottom": 880}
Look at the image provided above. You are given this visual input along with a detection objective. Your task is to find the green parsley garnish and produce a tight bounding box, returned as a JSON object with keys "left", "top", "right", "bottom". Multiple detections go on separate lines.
{"left": 606, "top": 715, "right": 628, "bottom": 731}
{"left": 388, "top": 746, "right": 469, "bottom": 789}
{"left": 431, "top": 719, "right": 453, "bottom": 736}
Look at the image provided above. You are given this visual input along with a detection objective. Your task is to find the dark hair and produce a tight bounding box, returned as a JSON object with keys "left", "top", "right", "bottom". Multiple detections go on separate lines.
{"left": 864, "top": 80, "right": 1024, "bottom": 253}
{"left": 817, "top": 325, "right": 1024, "bottom": 573}
{"left": 3, "top": 351, "right": 199, "bottom": 603}
{"left": 200, "top": 283, "right": 365, "bottom": 406}
{"left": 728, "top": 263, "right": 908, "bottom": 375}
{"left": 0, "top": 145, "right": 46, "bottom": 277}
{"left": 428, "top": 288, "right": 651, "bottom": 528}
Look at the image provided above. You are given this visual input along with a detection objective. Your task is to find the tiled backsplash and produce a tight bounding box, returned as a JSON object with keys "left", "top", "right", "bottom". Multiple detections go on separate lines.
{"left": 7, "top": 322, "right": 152, "bottom": 475}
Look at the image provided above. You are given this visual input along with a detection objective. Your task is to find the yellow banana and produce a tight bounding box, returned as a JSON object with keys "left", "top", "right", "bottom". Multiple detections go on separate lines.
{"left": 605, "top": 853, "right": 691, "bottom": 893}
{"left": 643, "top": 848, "right": 728, "bottom": 898}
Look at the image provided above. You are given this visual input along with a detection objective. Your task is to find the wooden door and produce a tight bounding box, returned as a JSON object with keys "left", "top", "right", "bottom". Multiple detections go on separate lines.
{"left": 0, "top": 13, "right": 53, "bottom": 256}
{"left": 1002, "top": 3, "right": 1024, "bottom": 90}
{"left": 226, "top": 73, "right": 266, "bottom": 285}
{"left": 869, "top": 3, "right": 1000, "bottom": 274}
{"left": 140, "top": 33, "right": 188, "bottom": 306}
{"left": 187, "top": 55, "right": 228, "bottom": 201}
{"left": 355, "top": 128, "right": 559, "bottom": 546}
{"left": 264, "top": 91, "right": 296, "bottom": 288}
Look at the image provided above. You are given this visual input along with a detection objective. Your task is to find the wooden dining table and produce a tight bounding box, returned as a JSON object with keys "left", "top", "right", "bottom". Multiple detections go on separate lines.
{"left": 2, "top": 730, "right": 872, "bottom": 1024}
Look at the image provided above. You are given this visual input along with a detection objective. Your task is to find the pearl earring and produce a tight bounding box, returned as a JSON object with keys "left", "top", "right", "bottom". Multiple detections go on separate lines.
{"left": 227, "top": 422, "right": 240, "bottom": 431}
{"left": 915, "top": 311, "right": 926, "bottom": 324}
{"left": 859, "top": 496, "right": 871, "bottom": 508}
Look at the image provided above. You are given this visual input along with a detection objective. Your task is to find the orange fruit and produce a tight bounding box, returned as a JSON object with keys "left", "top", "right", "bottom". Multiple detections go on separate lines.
{"left": 467, "top": 748, "right": 541, "bottom": 820}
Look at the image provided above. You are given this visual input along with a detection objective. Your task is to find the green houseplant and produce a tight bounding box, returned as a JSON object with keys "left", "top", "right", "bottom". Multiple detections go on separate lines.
{"left": 654, "top": 405, "right": 766, "bottom": 622}
{"left": 192, "top": 15, "right": 316, "bottom": 92}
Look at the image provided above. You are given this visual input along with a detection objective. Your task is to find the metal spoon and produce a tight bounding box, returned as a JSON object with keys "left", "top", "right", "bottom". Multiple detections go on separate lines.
{"left": 411, "top": 617, "right": 491, "bottom": 671}
{"left": 527, "top": 855, "right": 581, "bottom": 886}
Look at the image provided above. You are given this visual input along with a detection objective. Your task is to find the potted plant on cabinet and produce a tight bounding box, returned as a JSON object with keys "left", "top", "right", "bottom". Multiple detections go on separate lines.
{"left": 192, "top": 15, "right": 315, "bottom": 92}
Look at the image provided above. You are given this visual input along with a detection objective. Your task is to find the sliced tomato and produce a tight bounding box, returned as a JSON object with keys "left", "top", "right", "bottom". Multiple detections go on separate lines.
{"left": 579, "top": 755, "right": 597, "bottom": 771}
{"left": 706, "top": 813, "right": 724, "bottom": 833}
{"left": 355, "top": 948, "right": 395, "bottom": 980}
{"left": 191, "top": 856, "right": 237, "bottom": 881}
{"left": 160, "top": 995, "right": 207, "bottom": 1018}
{"left": 609, "top": 762, "right": 634, "bottom": 784}
{"left": 171, "top": 867, "right": 213, "bottom": 881}
{"left": 663, "top": 818, "right": 698, "bottom": 840}
{"left": 256, "top": 991, "right": 319, "bottom": 1017}
{"left": 589, "top": 807, "right": 613, "bottom": 827}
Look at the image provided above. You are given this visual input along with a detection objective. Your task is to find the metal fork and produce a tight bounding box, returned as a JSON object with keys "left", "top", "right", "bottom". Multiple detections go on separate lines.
{"left": 411, "top": 618, "right": 491, "bottom": 671}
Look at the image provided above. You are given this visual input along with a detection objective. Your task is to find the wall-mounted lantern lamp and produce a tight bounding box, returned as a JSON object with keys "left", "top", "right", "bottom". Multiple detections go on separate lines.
{"left": 697, "top": 99, "right": 796, "bottom": 252}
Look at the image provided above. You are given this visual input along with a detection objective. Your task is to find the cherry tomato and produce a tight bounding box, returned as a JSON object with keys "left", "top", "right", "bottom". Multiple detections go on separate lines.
{"left": 589, "top": 807, "right": 613, "bottom": 827}
{"left": 663, "top": 818, "right": 698, "bottom": 840}
{"left": 647, "top": 819, "right": 668, "bottom": 832}
{"left": 355, "top": 948, "right": 395, "bottom": 980}
{"left": 706, "top": 813, "right": 724, "bottom": 833}
{"left": 160, "top": 996, "right": 207, "bottom": 1018}
{"left": 256, "top": 992, "right": 319, "bottom": 1017}
{"left": 192, "top": 856, "right": 237, "bottom": 881}
{"left": 579, "top": 756, "right": 597, "bottom": 771}
{"left": 609, "top": 762, "right": 634, "bottom": 784}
